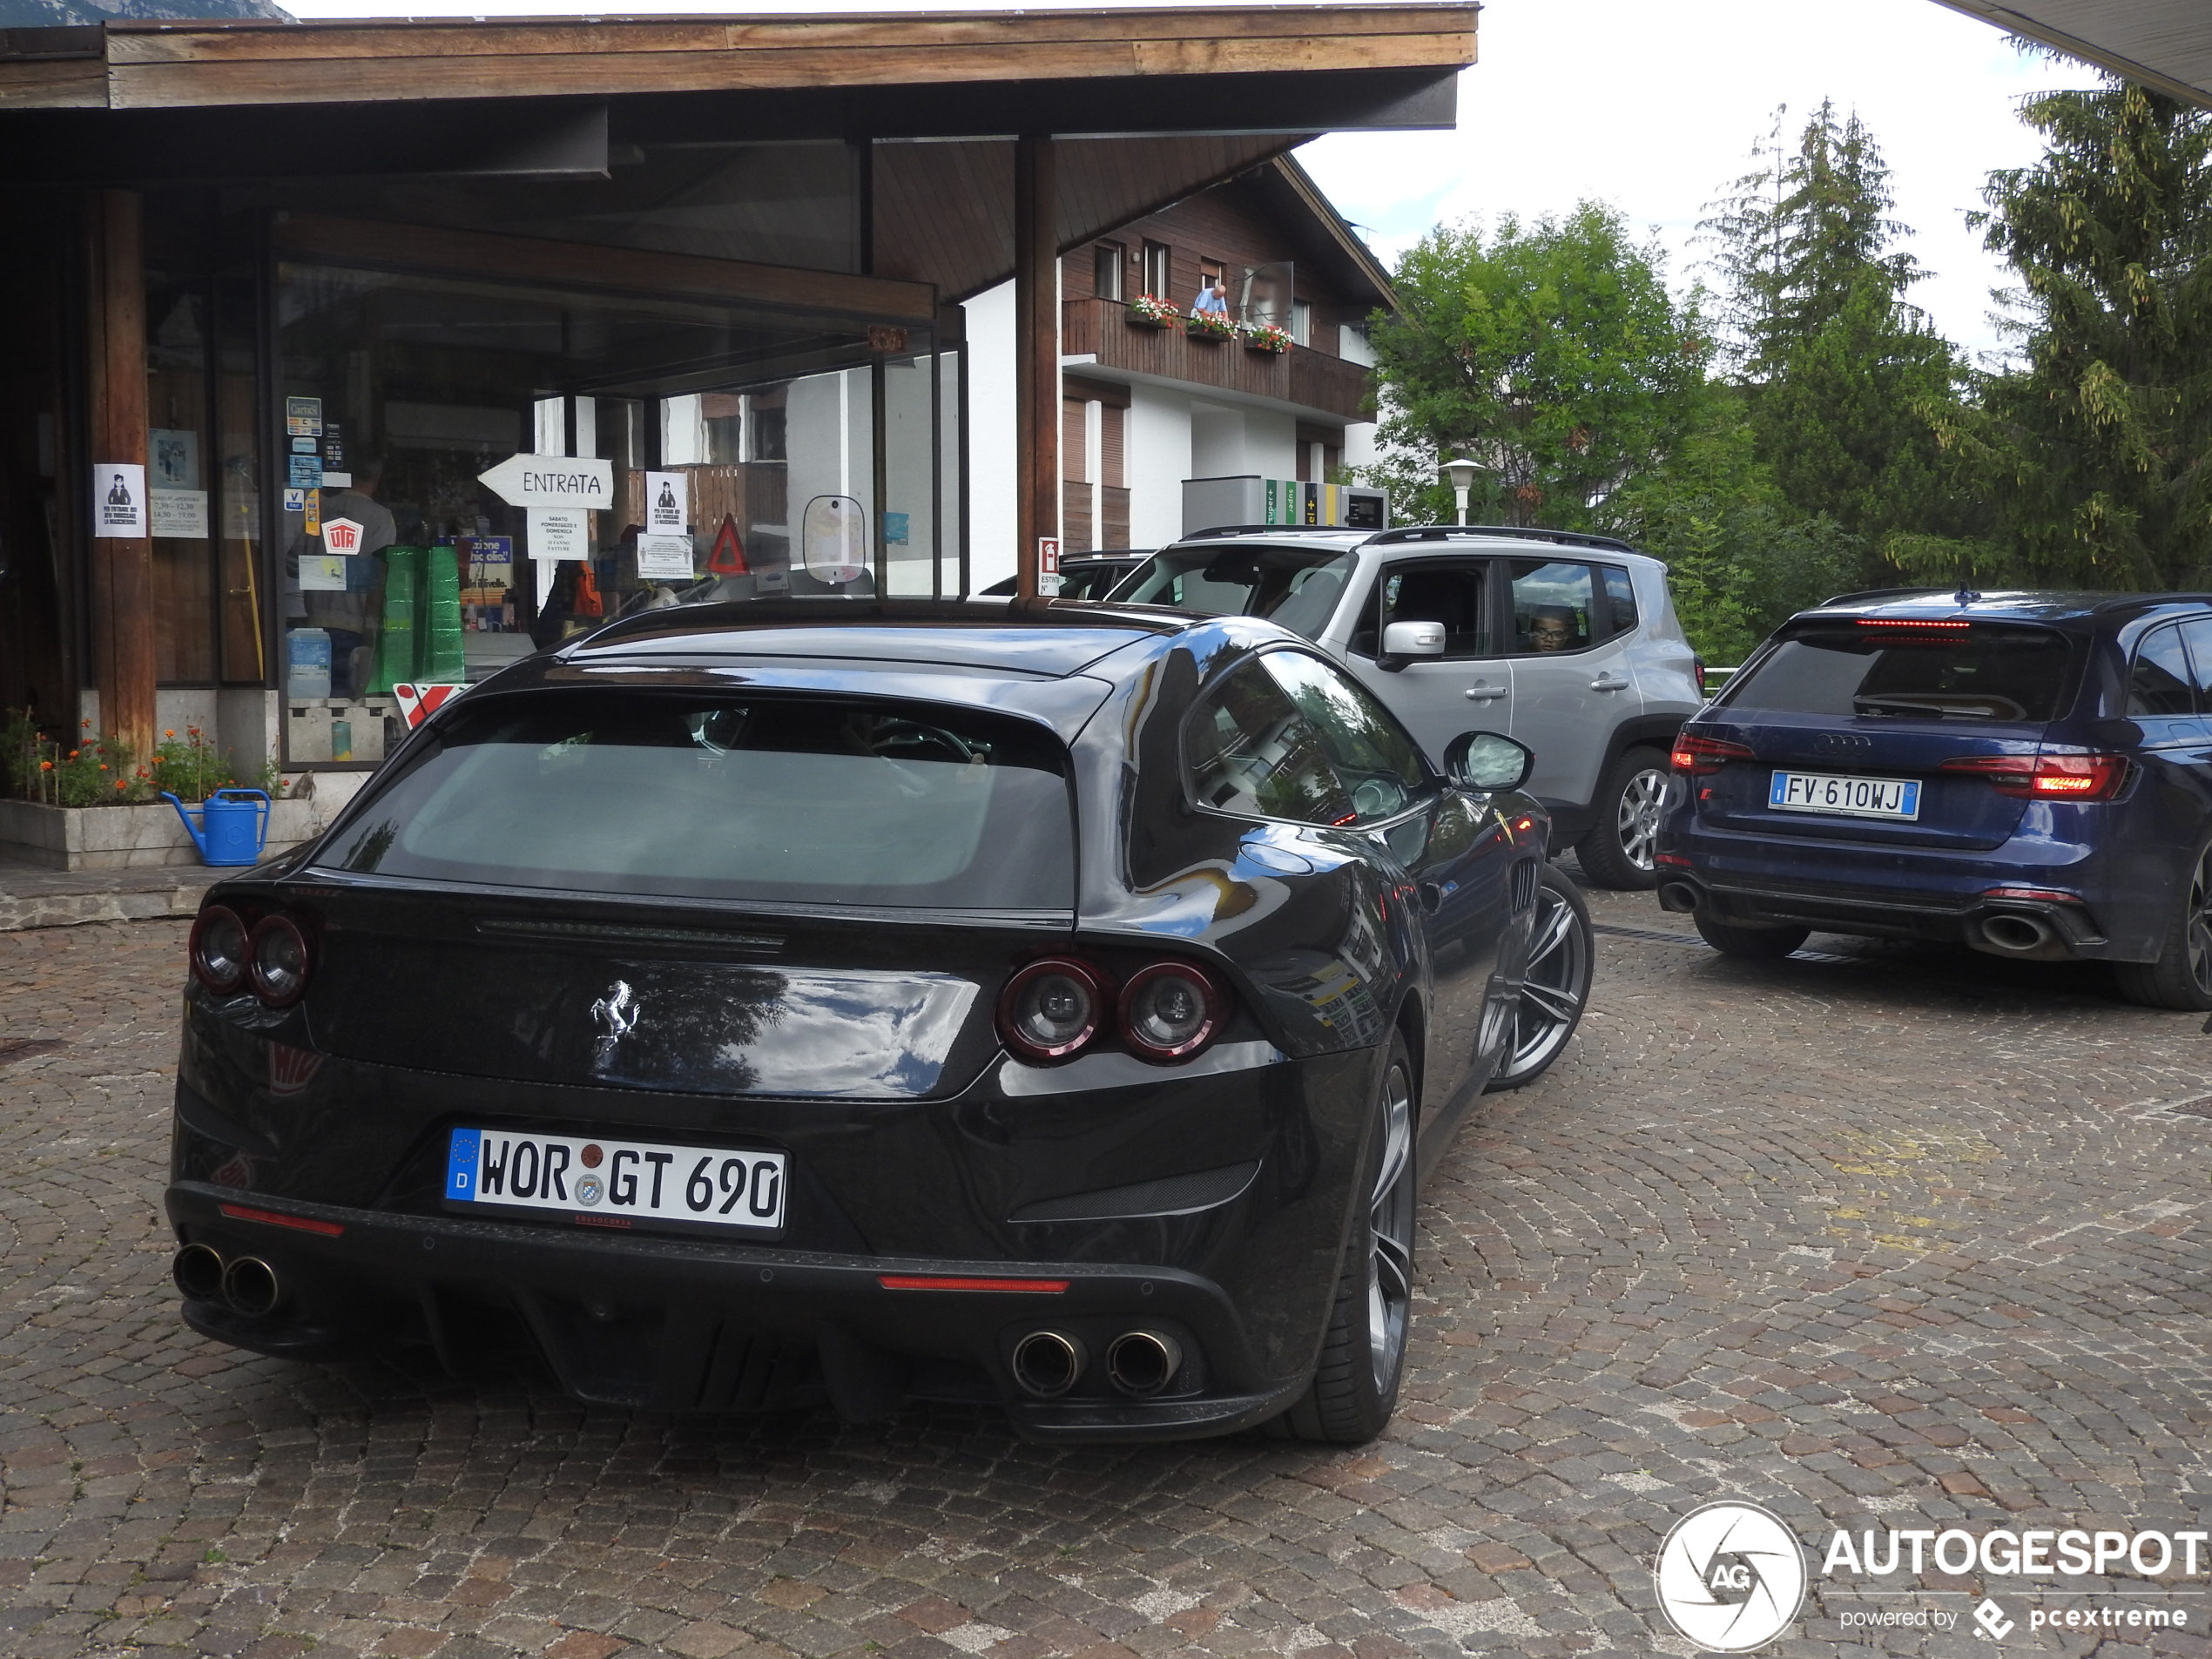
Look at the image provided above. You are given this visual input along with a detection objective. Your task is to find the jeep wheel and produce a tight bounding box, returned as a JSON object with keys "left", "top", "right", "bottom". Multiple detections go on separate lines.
{"left": 1576, "top": 746, "right": 1671, "bottom": 890}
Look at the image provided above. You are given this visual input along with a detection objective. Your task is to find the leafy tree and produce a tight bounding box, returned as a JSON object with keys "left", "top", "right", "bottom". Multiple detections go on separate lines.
{"left": 1361, "top": 202, "right": 1708, "bottom": 530}
{"left": 1927, "top": 73, "right": 2212, "bottom": 589}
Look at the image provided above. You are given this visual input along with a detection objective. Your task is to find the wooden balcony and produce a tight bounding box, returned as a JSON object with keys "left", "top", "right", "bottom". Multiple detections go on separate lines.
{"left": 1062, "top": 298, "right": 1372, "bottom": 422}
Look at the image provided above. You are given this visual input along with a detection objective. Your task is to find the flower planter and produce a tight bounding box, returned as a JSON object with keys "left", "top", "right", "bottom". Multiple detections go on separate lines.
{"left": 0, "top": 776, "right": 370, "bottom": 871}
{"left": 1184, "top": 321, "right": 1235, "bottom": 343}
{"left": 1124, "top": 313, "right": 1175, "bottom": 329}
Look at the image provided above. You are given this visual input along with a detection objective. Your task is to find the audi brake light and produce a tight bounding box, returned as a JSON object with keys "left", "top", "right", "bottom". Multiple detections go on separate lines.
{"left": 1857, "top": 617, "right": 1970, "bottom": 631}
{"left": 1940, "top": 752, "right": 2129, "bottom": 801}
{"left": 1670, "top": 733, "right": 1754, "bottom": 775}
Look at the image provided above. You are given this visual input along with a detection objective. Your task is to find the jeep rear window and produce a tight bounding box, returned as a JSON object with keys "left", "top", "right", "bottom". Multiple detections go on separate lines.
{"left": 319, "top": 691, "right": 1075, "bottom": 907}
{"left": 1116, "top": 545, "right": 1353, "bottom": 640}
{"left": 1719, "top": 622, "right": 2079, "bottom": 723}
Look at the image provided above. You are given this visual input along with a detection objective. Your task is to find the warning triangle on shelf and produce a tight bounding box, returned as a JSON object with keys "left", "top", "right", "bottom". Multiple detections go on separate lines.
{"left": 707, "top": 516, "right": 749, "bottom": 576}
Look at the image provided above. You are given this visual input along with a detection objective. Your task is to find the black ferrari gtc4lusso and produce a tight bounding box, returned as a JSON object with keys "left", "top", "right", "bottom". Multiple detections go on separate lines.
{"left": 168, "top": 598, "right": 1592, "bottom": 1443}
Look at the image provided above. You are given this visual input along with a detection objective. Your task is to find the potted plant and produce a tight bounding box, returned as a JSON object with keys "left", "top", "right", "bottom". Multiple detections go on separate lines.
{"left": 1184, "top": 310, "right": 1237, "bottom": 342}
{"left": 1244, "top": 320, "right": 1291, "bottom": 354}
{"left": 1126, "top": 293, "right": 1181, "bottom": 327}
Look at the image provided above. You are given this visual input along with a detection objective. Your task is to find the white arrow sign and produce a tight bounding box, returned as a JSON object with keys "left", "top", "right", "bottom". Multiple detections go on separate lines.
{"left": 476, "top": 453, "right": 613, "bottom": 509}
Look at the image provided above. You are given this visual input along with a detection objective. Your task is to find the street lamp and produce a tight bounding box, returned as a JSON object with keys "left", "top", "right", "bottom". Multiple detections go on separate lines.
{"left": 1440, "top": 456, "right": 1482, "bottom": 526}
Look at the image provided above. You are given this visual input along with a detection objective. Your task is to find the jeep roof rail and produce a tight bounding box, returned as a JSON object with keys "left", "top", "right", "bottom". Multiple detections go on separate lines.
{"left": 1364, "top": 523, "right": 1640, "bottom": 554}
{"left": 1180, "top": 523, "right": 1366, "bottom": 540}
{"left": 1817, "top": 587, "right": 1952, "bottom": 606}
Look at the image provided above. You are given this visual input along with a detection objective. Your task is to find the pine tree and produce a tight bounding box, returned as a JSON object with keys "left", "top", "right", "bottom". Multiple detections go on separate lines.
{"left": 1962, "top": 73, "right": 2212, "bottom": 588}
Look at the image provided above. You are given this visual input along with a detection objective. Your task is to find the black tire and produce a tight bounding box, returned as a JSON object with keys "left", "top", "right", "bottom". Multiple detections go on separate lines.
{"left": 1486, "top": 865, "right": 1595, "bottom": 1092}
{"left": 1271, "top": 1031, "right": 1415, "bottom": 1445}
{"left": 2114, "top": 841, "right": 2212, "bottom": 1011}
{"left": 1693, "top": 914, "right": 1811, "bottom": 959}
{"left": 1575, "top": 746, "right": 1672, "bottom": 890}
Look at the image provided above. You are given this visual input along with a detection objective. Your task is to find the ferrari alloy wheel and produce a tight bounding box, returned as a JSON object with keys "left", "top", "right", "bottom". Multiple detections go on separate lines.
{"left": 1271, "top": 1031, "right": 1417, "bottom": 1443}
{"left": 1486, "top": 865, "right": 1594, "bottom": 1092}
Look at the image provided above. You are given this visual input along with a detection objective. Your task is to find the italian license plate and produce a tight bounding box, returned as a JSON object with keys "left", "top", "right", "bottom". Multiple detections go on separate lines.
{"left": 1768, "top": 770, "right": 1921, "bottom": 820}
{"left": 445, "top": 1128, "right": 786, "bottom": 1234}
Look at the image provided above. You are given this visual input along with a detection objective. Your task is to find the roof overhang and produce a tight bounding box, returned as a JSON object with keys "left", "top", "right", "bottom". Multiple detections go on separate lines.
{"left": 1929, "top": 0, "right": 2211, "bottom": 108}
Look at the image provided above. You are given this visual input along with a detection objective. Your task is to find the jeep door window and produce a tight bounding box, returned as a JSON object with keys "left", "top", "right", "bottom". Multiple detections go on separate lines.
{"left": 1599, "top": 566, "right": 1638, "bottom": 631}
{"left": 1349, "top": 562, "right": 1488, "bottom": 658}
{"left": 2128, "top": 623, "right": 2197, "bottom": 717}
{"left": 1116, "top": 544, "right": 1351, "bottom": 635}
{"left": 1507, "top": 561, "right": 1598, "bottom": 654}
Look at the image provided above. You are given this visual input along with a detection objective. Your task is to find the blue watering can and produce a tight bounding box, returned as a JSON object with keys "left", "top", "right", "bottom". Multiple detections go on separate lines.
{"left": 162, "top": 788, "right": 272, "bottom": 867}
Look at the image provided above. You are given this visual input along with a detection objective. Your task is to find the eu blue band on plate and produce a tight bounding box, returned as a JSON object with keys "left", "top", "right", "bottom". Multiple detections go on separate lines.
{"left": 446, "top": 1128, "right": 481, "bottom": 1200}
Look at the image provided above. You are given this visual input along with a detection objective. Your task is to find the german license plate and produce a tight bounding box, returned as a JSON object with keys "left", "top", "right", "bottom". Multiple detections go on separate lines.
{"left": 445, "top": 1128, "right": 786, "bottom": 1234}
{"left": 1768, "top": 770, "right": 1920, "bottom": 820}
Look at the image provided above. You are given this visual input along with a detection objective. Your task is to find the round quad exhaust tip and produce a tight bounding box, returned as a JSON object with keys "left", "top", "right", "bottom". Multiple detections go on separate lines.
{"left": 1656, "top": 881, "right": 1703, "bottom": 914}
{"left": 1010, "top": 1330, "right": 1087, "bottom": 1398}
{"left": 1104, "top": 1329, "right": 1184, "bottom": 1398}
{"left": 221, "top": 1256, "right": 281, "bottom": 1318}
{"left": 1980, "top": 913, "right": 2054, "bottom": 954}
{"left": 172, "top": 1243, "right": 226, "bottom": 1301}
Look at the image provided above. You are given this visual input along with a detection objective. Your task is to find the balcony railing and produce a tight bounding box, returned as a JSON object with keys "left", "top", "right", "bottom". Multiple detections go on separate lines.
{"left": 1063, "top": 298, "right": 1372, "bottom": 421}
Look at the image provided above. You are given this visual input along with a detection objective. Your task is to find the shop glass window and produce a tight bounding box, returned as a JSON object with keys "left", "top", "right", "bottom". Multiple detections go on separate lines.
{"left": 145, "top": 275, "right": 215, "bottom": 685}
{"left": 272, "top": 261, "right": 957, "bottom": 766}
{"left": 1508, "top": 560, "right": 1597, "bottom": 654}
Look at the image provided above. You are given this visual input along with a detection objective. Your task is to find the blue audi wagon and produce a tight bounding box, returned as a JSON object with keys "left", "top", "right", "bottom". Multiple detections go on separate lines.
{"left": 1656, "top": 590, "right": 2212, "bottom": 1009}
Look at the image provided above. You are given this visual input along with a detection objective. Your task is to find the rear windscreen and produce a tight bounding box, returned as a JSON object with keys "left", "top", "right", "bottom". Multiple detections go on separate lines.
{"left": 319, "top": 691, "right": 1075, "bottom": 907}
{"left": 1721, "top": 624, "right": 2079, "bottom": 723}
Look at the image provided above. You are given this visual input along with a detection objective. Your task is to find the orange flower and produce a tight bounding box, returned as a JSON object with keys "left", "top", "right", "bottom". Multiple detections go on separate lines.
{"left": 98, "top": 764, "right": 109, "bottom": 772}
{"left": 67, "top": 750, "right": 78, "bottom": 760}
{"left": 164, "top": 729, "right": 176, "bottom": 738}
{"left": 80, "top": 718, "right": 91, "bottom": 728}
{"left": 39, "top": 760, "right": 51, "bottom": 772}
{"left": 113, "top": 779, "right": 126, "bottom": 791}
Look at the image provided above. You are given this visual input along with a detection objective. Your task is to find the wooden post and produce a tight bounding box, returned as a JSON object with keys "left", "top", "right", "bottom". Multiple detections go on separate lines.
{"left": 1013, "top": 133, "right": 1058, "bottom": 599}
{"left": 84, "top": 189, "right": 154, "bottom": 759}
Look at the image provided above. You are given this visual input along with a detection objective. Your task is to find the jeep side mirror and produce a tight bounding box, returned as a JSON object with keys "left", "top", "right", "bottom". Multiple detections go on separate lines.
{"left": 1444, "top": 730, "right": 1532, "bottom": 792}
{"left": 1383, "top": 620, "right": 1445, "bottom": 658}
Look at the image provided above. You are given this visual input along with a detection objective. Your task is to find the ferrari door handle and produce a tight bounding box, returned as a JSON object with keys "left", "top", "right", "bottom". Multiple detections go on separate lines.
{"left": 1463, "top": 685, "right": 1507, "bottom": 701}
{"left": 1590, "top": 673, "right": 1631, "bottom": 691}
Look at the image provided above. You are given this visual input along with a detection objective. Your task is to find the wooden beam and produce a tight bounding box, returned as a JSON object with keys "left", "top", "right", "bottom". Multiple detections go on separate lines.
{"left": 1014, "top": 133, "right": 1059, "bottom": 601}
{"left": 84, "top": 187, "right": 154, "bottom": 761}
{"left": 19, "top": 6, "right": 1478, "bottom": 112}
{"left": 271, "top": 212, "right": 938, "bottom": 324}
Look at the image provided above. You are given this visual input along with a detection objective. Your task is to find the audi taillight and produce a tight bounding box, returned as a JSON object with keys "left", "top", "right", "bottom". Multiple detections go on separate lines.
{"left": 1670, "top": 733, "right": 1754, "bottom": 775}
{"left": 189, "top": 905, "right": 249, "bottom": 995}
{"left": 1939, "top": 752, "right": 2129, "bottom": 801}
{"left": 1119, "top": 961, "right": 1225, "bottom": 1063}
{"left": 247, "top": 914, "right": 314, "bottom": 1007}
{"left": 998, "top": 957, "right": 1110, "bottom": 1062}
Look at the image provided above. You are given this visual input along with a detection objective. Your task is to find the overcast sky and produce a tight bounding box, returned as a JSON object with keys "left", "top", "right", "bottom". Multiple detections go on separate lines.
{"left": 283, "top": 0, "right": 2094, "bottom": 360}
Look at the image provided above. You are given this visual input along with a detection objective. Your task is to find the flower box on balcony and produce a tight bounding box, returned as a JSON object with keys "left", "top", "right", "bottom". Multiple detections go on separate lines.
{"left": 1184, "top": 313, "right": 1237, "bottom": 342}
{"left": 1125, "top": 295, "right": 1181, "bottom": 327}
{"left": 1244, "top": 322, "right": 1291, "bottom": 354}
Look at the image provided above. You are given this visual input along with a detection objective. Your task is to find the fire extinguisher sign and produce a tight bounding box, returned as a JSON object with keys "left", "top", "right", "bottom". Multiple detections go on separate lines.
{"left": 1038, "top": 536, "right": 1062, "bottom": 597}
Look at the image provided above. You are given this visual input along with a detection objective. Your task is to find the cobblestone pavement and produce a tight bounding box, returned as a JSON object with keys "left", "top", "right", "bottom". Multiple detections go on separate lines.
{"left": 5, "top": 894, "right": 2212, "bottom": 1659}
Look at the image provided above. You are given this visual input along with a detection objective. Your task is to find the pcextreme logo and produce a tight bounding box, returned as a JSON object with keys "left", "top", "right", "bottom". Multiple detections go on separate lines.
{"left": 1653, "top": 1502, "right": 1809, "bottom": 1652}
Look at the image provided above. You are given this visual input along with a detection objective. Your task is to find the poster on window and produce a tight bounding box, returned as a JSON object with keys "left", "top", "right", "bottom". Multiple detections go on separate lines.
{"left": 92, "top": 464, "right": 145, "bottom": 537}
{"left": 151, "top": 489, "right": 209, "bottom": 539}
{"left": 636, "top": 534, "right": 695, "bottom": 581}
{"left": 645, "top": 471, "right": 687, "bottom": 536}
{"left": 151, "top": 429, "right": 199, "bottom": 491}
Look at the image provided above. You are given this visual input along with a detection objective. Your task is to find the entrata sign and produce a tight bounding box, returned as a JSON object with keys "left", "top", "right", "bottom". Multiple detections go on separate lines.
{"left": 475, "top": 454, "right": 614, "bottom": 509}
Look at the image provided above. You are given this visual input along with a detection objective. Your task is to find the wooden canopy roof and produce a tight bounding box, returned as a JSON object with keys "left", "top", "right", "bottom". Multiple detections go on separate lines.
{"left": 1932, "top": 0, "right": 2210, "bottom": 109}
